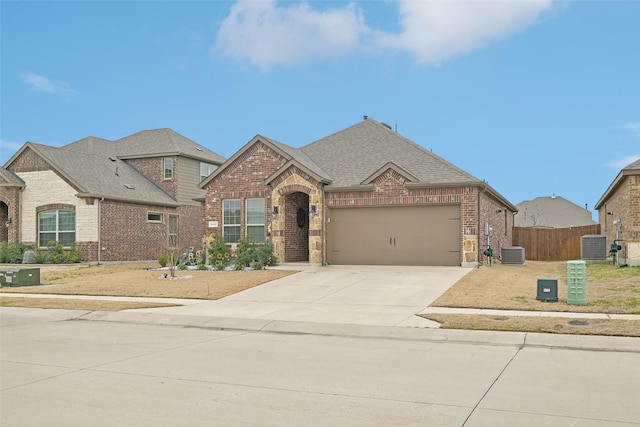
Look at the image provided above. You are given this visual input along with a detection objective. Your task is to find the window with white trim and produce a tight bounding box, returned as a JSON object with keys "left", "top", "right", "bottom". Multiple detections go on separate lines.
{"left": 200, "top": 162, "right": 217, "bottom": 182}
{"left": 148, "top": 212, "right": 163, "bottom": 222}
{"left": 38, "top": 209, "right": 75, "bottom": 247}
{"left": 246, "top": 198, "right": 265, "bottom": 243}
{"left": 164, "top": 157, "right": 173, "bottom": 180}
{"left": 223, "top": 199, "right": 241, "bottom": 243}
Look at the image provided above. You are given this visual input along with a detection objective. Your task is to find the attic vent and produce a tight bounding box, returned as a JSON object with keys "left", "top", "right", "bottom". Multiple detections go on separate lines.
{"left": 381, "top": 122, "right": 392, "bottom": 130}
{"left": 123, "top": 184, "right": 135, "bottom": 190}
{"left": 108, "top": 156, "right": 117, "bottom": 162}
{"left": 581, "top": 235, "right": 606, "bottom": 260}
{"left": 195, "top": 147, "right": 203, "bottom": 151}
{"left": 501, "top": 246, "right": 525, "bottom": 264}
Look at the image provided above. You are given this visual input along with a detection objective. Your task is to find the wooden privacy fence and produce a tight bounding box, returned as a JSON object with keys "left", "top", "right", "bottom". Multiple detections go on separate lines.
{"left": 512, "top": 224, "right": 601, "bottom": 261}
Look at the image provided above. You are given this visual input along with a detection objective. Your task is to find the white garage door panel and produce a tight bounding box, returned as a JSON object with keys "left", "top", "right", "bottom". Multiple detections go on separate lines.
{"left": 327, "top": 205, "right": 460, "bottom": 266}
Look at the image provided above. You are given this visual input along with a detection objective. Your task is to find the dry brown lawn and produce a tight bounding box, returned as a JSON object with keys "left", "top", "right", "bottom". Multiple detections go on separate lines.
{"left": 2, "top": 260, "right": 639, "bottom": 337}
{"left": 421, "top": 260, "right": 640, "bottom": 337}
{"left": 0, "top": 263, "right": 298, "bottom": 311}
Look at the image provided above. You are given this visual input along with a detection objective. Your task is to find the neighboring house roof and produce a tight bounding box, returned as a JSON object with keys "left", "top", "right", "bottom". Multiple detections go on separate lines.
{"left": 4, "top": 129, "right": 226, "bottom": 206}
{"left": 0, "top": 167, "right": 25, "bottom": 187}
{"left": 595, "top": 157, "right": 640, "bottom": 209}
{"left": 515, "top": 195, "right": 596, "bottom": 228}
{"left": 20, "top": 142, "right": 179, "bottom": 206}
{"left": 63, "top": 129, "right": 225, "bottom": 164}
{"left": 115, "top": 128, "right": 226, "bottom": 164}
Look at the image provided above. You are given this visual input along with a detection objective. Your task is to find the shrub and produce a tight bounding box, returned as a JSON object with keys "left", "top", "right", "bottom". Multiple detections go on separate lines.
{"left": 234, "top": 237, "right": 277, "bottom": 270}
{"left": 177, "top": 263, "right": 187, "bottom": 271}
{"left": 208, "top": 232, "right": 232, "bottom": 270}
{"left": 158, "top": 255, "right": 168, "bottom": 268}
{"left": 0, "top": 243, "right": 28, "bottom": 263}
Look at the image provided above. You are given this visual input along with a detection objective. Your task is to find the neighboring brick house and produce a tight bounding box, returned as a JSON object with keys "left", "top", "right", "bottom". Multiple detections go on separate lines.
{"left": 514, "top": 195, "right": 596, "bottom": 228}
{"left": 0, "top": 129, "right": 225, "bottom": 262}
{"left": 595, "top": 158, "right": 640, "bottom": 266}
{"left": 201, "top": 118, "right": 517, "bottom": 266}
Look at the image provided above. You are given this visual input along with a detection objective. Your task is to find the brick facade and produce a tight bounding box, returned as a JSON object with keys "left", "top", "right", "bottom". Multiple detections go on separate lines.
{"left": 203, "top": 139, "right": 513, "bottom": 266}
{"left": 598, "top": 175, "right": 640, "bottom": 265}
{"left": 127, "top": 156, "right": 178, "bottom": 197}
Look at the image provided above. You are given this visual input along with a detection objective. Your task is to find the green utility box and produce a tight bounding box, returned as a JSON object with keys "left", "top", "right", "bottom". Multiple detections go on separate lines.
{"left": 567, "top": 260, "right": 587, "bottom": 306}
{"left": 537, "top": 278, "right": 558, "bottom": 302}
{"left": 0, "top": 268, "right": 41, "bottom": 287}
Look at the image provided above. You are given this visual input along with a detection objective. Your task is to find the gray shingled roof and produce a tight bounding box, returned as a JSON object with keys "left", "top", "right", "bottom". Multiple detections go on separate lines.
{"left": 115, "top": 129, "right": 226, "bottom": 164}
{"left": 263, "top": 136, "right": 330, "bottom": 180}
{"left": 26, "top": 142, "right": 178, "bottom": 206}
{"left": 0, "top": 167, "right": 25, "bottom": 186}
{"left": 515, "top": 196, "right": 596, "bottom": 228}
{"left": 301, "top": 118, "right": 480, "bottom": 187}
{"left": 595, "top": 156, "right": 640, "bottom": 209}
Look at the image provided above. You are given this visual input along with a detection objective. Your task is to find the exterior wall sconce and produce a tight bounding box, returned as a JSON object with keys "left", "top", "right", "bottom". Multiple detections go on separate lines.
{"left": 272, "top": 206, "right": 279, "bottom": 217}
{"left": 309, "top": 204, "right": 317, "bottom": 217}
{"left": 5, "top": 218, "right": 11, "bottom": 228}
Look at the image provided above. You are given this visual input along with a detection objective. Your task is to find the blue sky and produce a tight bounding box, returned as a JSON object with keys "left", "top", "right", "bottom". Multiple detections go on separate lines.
{"left": 1, "top": 1, "right": 639, "bottom": 217}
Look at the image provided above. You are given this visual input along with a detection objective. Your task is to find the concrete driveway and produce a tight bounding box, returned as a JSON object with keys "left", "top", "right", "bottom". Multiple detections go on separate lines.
{"left": 134, "top": 265, "right": 472, "bottom": 327}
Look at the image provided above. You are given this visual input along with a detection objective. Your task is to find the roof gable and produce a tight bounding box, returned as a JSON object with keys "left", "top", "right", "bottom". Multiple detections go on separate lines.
{"left": 361, "top": 162, "right": 418, "bottom": 185}
{"left": 595, "top": 157, "right": 640, "bottom": 209}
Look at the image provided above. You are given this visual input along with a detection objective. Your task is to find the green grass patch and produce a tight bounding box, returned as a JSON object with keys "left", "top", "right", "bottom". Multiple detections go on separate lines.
{"left": 587, "top": 263, "right": 640, "bottom": 280}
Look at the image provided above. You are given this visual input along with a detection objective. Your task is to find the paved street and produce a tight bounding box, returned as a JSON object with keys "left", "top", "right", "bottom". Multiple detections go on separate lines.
{"left": 2, "top": 308, "right": 639, "bottom": 426}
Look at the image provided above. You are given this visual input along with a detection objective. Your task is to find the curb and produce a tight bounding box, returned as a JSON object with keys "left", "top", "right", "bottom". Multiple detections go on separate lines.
{"left": 78, "top": 310, "right": 640, "bottom": 353}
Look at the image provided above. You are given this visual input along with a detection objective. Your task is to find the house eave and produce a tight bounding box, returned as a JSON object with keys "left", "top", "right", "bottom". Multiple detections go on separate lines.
{"left": 76, "top": 192, "right": 180, "bottom": 207}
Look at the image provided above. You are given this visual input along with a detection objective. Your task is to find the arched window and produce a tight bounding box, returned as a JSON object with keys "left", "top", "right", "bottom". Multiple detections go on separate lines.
{"left": 39, "top": 209, "right": 75, "bottom": 247}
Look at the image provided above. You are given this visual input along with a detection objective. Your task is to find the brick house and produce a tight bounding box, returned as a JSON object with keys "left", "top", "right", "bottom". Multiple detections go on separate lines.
{"left": 595, "top": 158, "right": 640, "bottom": 266}
{"left": 0, "top": 129, "right": 224, "bottom": 262}
{"left": 201, "top": 118, "right": 516, "bottom": 266}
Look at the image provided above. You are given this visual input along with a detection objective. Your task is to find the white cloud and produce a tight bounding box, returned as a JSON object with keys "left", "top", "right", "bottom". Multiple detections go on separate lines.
{"left": 21, "top": 72, "right": 75, "bottom": 95}
{"left": 377, "top": 0, "right": 554, "bottom": 66}
{"left": 214, "top": 0, "right": 555, "bottom": 70}
{"left": 214, "top": 1, "right": 368, "bottom": 71}
{"left": 610, "top": 155, "right": 640, "bottom": 169}
{"left": 0, "top": 139, "right": 24, "bottom": 164}
{"left": 623, "top": 122, "right": 640, "bottom": 138}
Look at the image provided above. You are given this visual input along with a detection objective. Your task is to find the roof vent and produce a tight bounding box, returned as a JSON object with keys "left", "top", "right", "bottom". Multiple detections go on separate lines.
{"left": 381, "top": 122, "right": 392, "bottom": 130}
{"left": 363, "top": 115, "right": 368, "bottom": 120}
{"left": 581, "top": 235, "right": 606, "bottom": 260}
{"left": 123, "top": 184, "right": 135, "bottom": 190}
{"left": 195, "top": 147, "right": 203, "bottom": 151}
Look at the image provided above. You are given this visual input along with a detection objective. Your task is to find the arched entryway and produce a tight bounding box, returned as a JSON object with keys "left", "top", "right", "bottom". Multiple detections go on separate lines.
{"left": 284, "top": 192, "right": 309, "bottom": 262}
{"left": 0, "top": 201, "right": 9, "bottom": 243}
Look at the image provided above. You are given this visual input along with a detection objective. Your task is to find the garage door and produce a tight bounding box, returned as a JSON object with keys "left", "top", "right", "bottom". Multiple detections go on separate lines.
{"left": 327, "top": 205, "right": 461, "bottom": 266}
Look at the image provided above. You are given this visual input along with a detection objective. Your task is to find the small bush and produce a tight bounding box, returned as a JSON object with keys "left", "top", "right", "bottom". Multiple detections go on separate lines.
{"left": 177, "top": 263, "right": 187, "bottom": 271}
{"left": 0, "top": 243, "right": 29, "bottom": 263}
{"left": 158, "top": 256, "right": 168, "bottom": 268}
{"left": 234, "top": 237, "right": 277, "bottom": 270}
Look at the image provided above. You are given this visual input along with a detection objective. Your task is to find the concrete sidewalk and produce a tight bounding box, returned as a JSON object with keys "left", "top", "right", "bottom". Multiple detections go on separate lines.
{"left": 3, "top": 263, "right": 640, "bottom": 329}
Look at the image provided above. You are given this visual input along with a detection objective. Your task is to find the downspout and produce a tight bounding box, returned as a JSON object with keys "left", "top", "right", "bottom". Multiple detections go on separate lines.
{"left": 478, "top": 184, "right": 488, "bottom": 266}
{"left": 97, "top": 198, "right": 104, "bottom": 265}
{"left": 320, "top": 183, "right": 326, "bottom": 266}
{"left": 17, "top": 186, "right": 25, "bottom": 245}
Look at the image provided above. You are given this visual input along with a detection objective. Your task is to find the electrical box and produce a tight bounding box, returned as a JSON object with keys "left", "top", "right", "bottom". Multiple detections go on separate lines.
{"left": 0, "top": 268, "right": 41, "bottom": 287}
{"left": 536, "top": 278, "right": 558, "bottom": 302}
{"left": 501, "top": 246, "right": 525, "bottom": 265}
